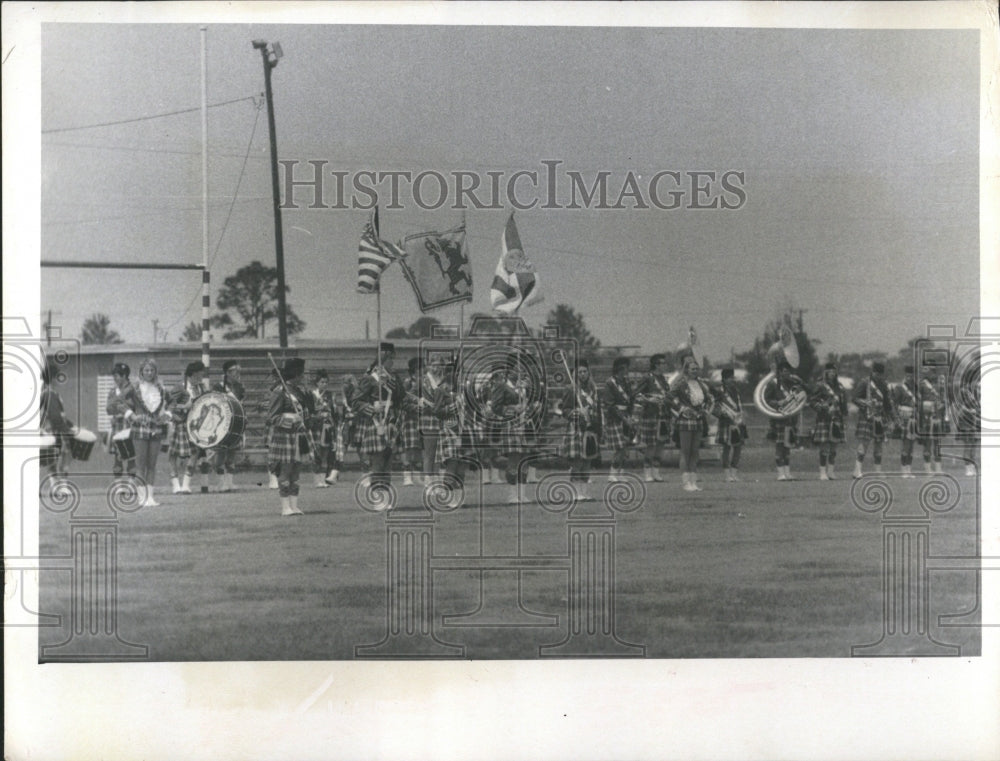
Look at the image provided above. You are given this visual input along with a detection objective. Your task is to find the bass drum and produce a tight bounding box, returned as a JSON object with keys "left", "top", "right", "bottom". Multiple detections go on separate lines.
{"left": 186, "top": 392, "right": 246, "bottom": 449}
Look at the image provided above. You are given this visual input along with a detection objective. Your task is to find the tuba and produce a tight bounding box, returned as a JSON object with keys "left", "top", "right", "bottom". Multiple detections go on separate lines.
{"left": 754, "top": 324, "right": 808, "bottom": 419}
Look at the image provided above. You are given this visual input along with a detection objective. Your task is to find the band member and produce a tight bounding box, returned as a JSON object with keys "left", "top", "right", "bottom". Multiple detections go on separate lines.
{"left": 764, "top": 360, "right": 806, "bottom": 481}
{"left": 263, "top": 369, "right": 282, "bottom": 490}
{"left": 488, "top": 358, "right": 531, "bottom": 504}
{"left": 957, "top": 374, "right": 980, "bottom": 477}
{"left": 432, "top": 358, "right": 469, "bottom": 508}
{"left": 40, "top": 360, "right": 73, "bottom": 487}
{"left": 916, "top": 365, "right": 947, "bottom": 474}
{"left": 555, "top": 359, "right": 601, "bottom": 501}
{"left": 892, "top": 365, "right": 920, "bottom": 478}
{"left": 634, "top": 353, "right": 672, "bottom": 482}
{"left": 329, "top": 374, "right": 357, "bottom": 483}
{"left": 168, "top": 361, "right": 209, "bottom": 495}
{"left": 128, "top": 358, "right": 171, "bottom": 507}
{"left": 809, "top": 362, "right": 848, "bottom": 480}
{"left": 106, "top": 362, "right": 137, "bottom": 478}
{"left": 475, "top": 370, "right": 504, "bottom": 485}
{"left": 352, "top": 342, "right": 407, "bottom": 494}
{"left": 602, "top": 357, "right": 635, "bottom": 482}
{"left": 268, "top": 357, "right": 314, "bottom": 516}
{"left": 309, "top": 369, "right": 336, "bottom": 489}
{"left": 521, "top": 359, "right": 547, "bottom": 485}
{"left": 670, "top": 353, "right": 714, "bottom": 491}
{"left": 853, "top": 361, "right": 894, "bottom": 478}
{"left": 400, "top": 357, "right": 424, "bottom": 486}
{"left": 212, "top": 359, "right": 246, "bottom": 493}
{"left": 419, "top": 357, "right": 445, "bottom": 485}
{"left": 713, "top": 367, "right": 747, "bottom": 482}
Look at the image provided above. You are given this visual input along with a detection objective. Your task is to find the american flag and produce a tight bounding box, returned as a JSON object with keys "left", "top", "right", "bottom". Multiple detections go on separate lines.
{"left": 357, "top": 207, "right": 397, "bottom": 294}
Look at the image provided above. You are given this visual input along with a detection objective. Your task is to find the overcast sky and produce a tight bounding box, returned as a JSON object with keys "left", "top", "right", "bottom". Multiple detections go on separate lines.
{"left": 40, "top": 24, "right": 980, "bottom": 361}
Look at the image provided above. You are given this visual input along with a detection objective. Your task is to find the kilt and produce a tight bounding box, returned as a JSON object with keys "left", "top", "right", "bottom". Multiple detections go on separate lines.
{"left": 768, "top": 416, "right": 799, "bottom": 447}
{"left": 169, "top": 417, "right": 193, "bottom": 458}
{"left": 562, "top": 420, "right": 601, "bottom": 460}
{"left": 602, "top": 419, "right": 630, "bottom": 451}
{"left": 418, "top": 408, "right": 439, "bottom": 436}
{"left": 495, "top": 423, "right": 525, "bottom": 455}
{"left": 810, "top": 417, "right": 845, "bottom": 445}
{"left": 855, "top": 416, "right": 888, "bottom": 443}
{"left": 715, "top": 418, "right": 747, "bottom": 447}
{"left": 398, "top": 414, "right": 422, "bottom": 451}
{"left": 638, "top": 413, "right": 671, "bottom": 446}
{"left": 132, "top": 414, "right": 165, "bottom": 441}
{"left": 436, "top": 425, "right": 465, "bottom": 465}
{"left": 674, "top": 414, "right": 703, "bottom": 433}
{"left": 356, "top": 416, "right": 396, "bottom": 455}
{"left": 267, "top": 429, "right": 311, "bottom": 466}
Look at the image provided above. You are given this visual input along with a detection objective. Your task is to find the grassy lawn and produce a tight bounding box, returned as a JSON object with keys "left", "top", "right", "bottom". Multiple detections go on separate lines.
{"left": 37, "top": 441, "right": 981, "bottom": 661}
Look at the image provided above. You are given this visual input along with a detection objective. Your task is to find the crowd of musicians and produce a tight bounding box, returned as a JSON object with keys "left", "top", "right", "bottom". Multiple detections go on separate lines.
{"left": 39, "top": 340, "right": 981, "bottom": 515}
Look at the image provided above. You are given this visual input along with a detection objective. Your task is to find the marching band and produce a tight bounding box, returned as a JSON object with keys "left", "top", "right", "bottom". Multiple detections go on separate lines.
{"left": 62, "top": 330, "right": 980, "bottom": 516}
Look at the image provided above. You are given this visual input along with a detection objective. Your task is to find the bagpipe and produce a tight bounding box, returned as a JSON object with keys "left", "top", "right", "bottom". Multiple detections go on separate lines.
{"left": 810, "top": 380, "right": 845, "bottom": 441}
{"left": 556, "top": 350, "right": 601, "bottom": 458}
{"left": 267, "top": 353, "right": 320, "bottom": 462}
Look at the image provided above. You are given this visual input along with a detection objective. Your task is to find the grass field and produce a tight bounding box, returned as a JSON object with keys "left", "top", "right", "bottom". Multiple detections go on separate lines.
{"left": 37, "top": 442, "right": 981, "bottom": 661}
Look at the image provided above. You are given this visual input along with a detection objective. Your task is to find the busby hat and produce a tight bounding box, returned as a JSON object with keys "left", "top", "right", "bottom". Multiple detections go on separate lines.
{"left": 281, "top": 357, "right": 306, "bottom": 380}
{"left": 649, "top": 353, "right": 667, "bottom": 370}
{"left": 721, "top": 367, "right": 735, "bottom": 380}
{"left": 112, "top": 362, "right": 130, "bottom": 378}
{"left": 824, "top": 362, "right": 838, "bottom": 371}
{"left": 185, "top": 360, "right": 206, "bottom": 377}
{"left": 378, "top": 341, "right": 395, "bottom": 355}
{"left": 904, "top": 365, "right": 914, "bottom": 374}
{"left": 612, "top": 357, "right": 631, "bottom": 374}
{"left": 872, "top": 361, "right": 886, "bottom": 374}
{"left": 408, "top": 357, "right": 421, "bottom": 373}
{"left": 222, "top": 360, "right": 240, "bottom": 373}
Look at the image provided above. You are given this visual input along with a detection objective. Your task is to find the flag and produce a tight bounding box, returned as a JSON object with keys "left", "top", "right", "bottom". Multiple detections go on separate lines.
{"left": 357, "top": 207, "right": 396, "bottom": 294}
{"left": 490, "top": 213, "right": 541, "bottom": 314}
{"left": 398, "top": 223, "right": 472, "bottom": 313}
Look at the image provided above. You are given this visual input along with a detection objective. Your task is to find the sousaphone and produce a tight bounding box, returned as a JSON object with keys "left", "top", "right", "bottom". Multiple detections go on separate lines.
{"left": 754, "top": 323, "right": 808, "bottom": 418}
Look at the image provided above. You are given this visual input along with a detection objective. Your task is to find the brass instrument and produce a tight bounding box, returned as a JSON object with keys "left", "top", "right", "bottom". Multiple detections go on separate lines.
{"left": 754, "top": 324, "right": 808, "bottom": 419}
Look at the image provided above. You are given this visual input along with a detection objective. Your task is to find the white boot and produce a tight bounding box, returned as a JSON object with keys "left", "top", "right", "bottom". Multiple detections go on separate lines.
{"left": 314, "top": 472, "right": 329, "bottom": 488}
{"left": 853, "top": 460, "right": 863, "bottom": 479}
{"left": 826, "top": 464, "right": 837, "bottom": 480}
{"left": 325, "top": 469, "right": 339, "bottom": 484}
{"left": 924, "top": 461, "right": 934, "bottom": 475}
{"left": 784, "top": 466, "right": 794, "bottom": 481}
{"left": 731, "top": 468, "right": 741, "bottom": 482}
{"left": 171, "top": 477, "right": 182, "bottom": 494}
{"left": 819, "top": 466, "right": 829, "bottom": 481}
{"left": 507, "top": 484, "right": 520, "bottom": 504}
{"left": 902, "top": 464, "right": 914, "bottom": 479}
{"left": 481, "top": 467, "right": 492, "bottom": 485}
{"left": 144, "top": 485, "right": 159, "bottom": 507}
{"left": 527, "top": 466, "right": 539, "bottom": 484}
{"left": 965, "top": 463, "right": 976, "bottom": 476}
{"left": 225, "top": 473, "right": 235, "bottom": 492}
{"left": 934, "top": 461, "right": 943, "bottom": 474}
{"left": 777, "top": 466, "right": 786, "bottom": 481}
{"left": 269, "top": 473, "right": 280, "bottom": 489}
{"left": 725, "top": 468, "right": 735, "bottom": 482}
{"left": 575, "top": 481, "right": 592, "bottom": 502}
{"left": 179, "top": 474, "right": 191, "bottom": 494}
{"left": 491, "top": 467, "right": 503, "bottom": 485}
{"left": 281, "top": 497, "right": 295, "bottom": 516}
{"left": 652, "top": 466, "right": 664, "bottom": 482}
{"left": 290, "top": 495, "right": 303, "bottom": 514}
{"left": 874, "top": 464, "right": 883, "bottom": 474}
{"left": 135, "top": 484, "right": 147, "bottom": 506}
{"left": 608, "top": 467, "right": 618, "bottom": 483}
{"left": 691, "top": 473, "right": 703, "bottom": 491}
{"left": 403, "top": 470, "right": 414, "bottom": 486}
{"left": 643, "top": 466, "right": 654, "bottom": 483}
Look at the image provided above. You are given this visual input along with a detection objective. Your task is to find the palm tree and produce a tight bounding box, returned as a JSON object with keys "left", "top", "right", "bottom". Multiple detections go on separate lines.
{"left": 81, "top": 313, "right": 124, "bottom": 345}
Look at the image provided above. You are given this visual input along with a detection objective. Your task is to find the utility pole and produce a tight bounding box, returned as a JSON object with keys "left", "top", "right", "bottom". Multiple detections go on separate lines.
{"left": 152, "top": 319, "right": 159, "bottom": 344}
{"left": 252, "top": 39, "right": 288, "bottom": 348}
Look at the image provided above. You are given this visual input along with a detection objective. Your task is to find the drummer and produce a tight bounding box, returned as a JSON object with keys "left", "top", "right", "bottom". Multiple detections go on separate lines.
{"left": 40, "top": 360, "right": 73, "bottom": 487}
{"left": 106, "top": 362, "right": 137, "bottom": 479}
{"left": 212, "top": 359, "right": 246, "bottom": 493}
{"left": 168, "top": 361, "right": 209, "bottom": 495}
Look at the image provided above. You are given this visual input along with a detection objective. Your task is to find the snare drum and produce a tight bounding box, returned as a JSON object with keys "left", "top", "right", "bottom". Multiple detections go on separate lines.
{"left": 187, "top": 392, "right": 246, "bottom": 449}
{"left": 112, "top": 429, "right": 136, "bottom": 461}
{"left": 69, "top": 428, "right": 98, "bottom": 461}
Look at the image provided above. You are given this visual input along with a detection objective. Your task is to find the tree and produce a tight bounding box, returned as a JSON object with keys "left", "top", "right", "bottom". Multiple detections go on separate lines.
{"left": 384, "top": 316, "right": 442, "bottom": 340}
{"left": 180, "top": 321, "right": 202, "bottom": 342}
{"left": 735, "top": 306, "right": 820, "bottom": 386}
{"left": 81, "top": 313, "right": 124, "bottom": 345}
{"left": 212, "top": 261, "right": 306, "bottom": 340}
{"left": 544, "top": 304, "right": 600, "bottom": 354}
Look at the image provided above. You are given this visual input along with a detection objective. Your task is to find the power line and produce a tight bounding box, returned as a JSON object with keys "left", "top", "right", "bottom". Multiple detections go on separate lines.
{"left": 41, "top": 95, "right": 258, "bottom": 134}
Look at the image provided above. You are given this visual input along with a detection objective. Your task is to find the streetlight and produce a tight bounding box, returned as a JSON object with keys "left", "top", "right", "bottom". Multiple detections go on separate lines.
{"left": 252, "top": 39, "right": 288, "bottom": 348}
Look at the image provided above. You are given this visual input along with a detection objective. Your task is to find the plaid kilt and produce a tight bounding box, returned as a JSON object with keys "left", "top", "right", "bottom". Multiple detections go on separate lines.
{"left": 169, "top": 417, "right": 193, "bottom": 458}
{"left": 436, "top": 424, "right": 465, "bottom": 465}
{"left": 267, "top": 429, "right": 311, "bottom": 466}
{"left": 810, "top": 417, "right": 845, "bottom": 445}
{"left": 418, "top": 407, "right": 439, "bottom": 436}
{"left": 855, "top": 416, "right": 888, "bottom": 443}
{"left": 639, "top": 413, "right": 671, "bottom": 445}
{"left": 674, "top": 414, "right": 703, "bottom": 433}
{"left": 602, "top": 419, "right": 630, "bottom": 451}
{"left": 398, "top": 414, "right": 422, "bottom": 451}
{"left": 715, "top": 418, "right": 748, "bottom": 447}
{"left": 131, "top": 413, "right": 166, "bottom": 441}
{"left": 356, "top": 416, "right": 396, "bottom": 455}
{"left": 562, "top": 419, "right": 601, "bottom": 460}
{"left": 495, "top": 423, "right": 525, "bottom": 455}
{"left": 768, "top": 416, "right": 799, "bottom": 446}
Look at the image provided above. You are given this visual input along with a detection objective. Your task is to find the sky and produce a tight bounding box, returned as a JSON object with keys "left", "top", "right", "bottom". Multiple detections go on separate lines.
{"left": 39, "top": 23, "right": 981, "bottom": 361}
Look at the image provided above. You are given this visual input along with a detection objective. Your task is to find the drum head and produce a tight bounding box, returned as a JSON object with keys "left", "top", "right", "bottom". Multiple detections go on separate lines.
{"left": 187, "top": 392, "right": 244, "bottom": 448}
